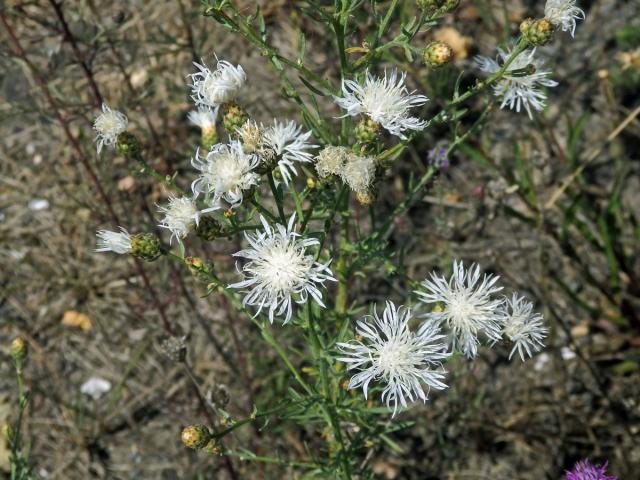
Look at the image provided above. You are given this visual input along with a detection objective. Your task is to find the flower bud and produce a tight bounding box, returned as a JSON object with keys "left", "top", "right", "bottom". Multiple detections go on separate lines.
{"left": 185, "top": 256, "right": 214, "bottom": 282}
{"left": 202, "top": 125, "right": 218, "bottom": 151}
{"left": 306, "top": 177, "right": 316, "bottom": 189}
{"left": 196, "top": 216, "right": 225, "bottom": 241}
{"left": 115, "top": 131, "right": 142, "bottom": 157}
{"left": 417, "top": 0, "right": 459, "bottom": 13}
{"left": 355, "top": 118, "right": 381, "bottom": 145}
{"left": 520, "top": 18, "right": 554, "bottom": 46}
{"left": 355, "top": 190, "right": 374, "bottom": 205}
{"left": 201, "top": 438, "right": 221, "bottom": 455}
{"left": 10, "top": 337, "right": 27, "bottom": 362}
{"left": 422, "top": 41, "right": 453, "bottom": 68}
{"left": 181, "top": 425, "right": 212, "bottom": 450}
{"left": 130, "top": 233, "right": 162, "bottom": 261}
{"left": 222, "top": 102, "right": 248, "bottom": 133}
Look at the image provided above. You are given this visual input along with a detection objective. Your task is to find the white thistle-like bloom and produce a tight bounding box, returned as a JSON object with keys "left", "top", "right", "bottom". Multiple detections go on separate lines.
{"left": 315, "top": 146, "right": 349, "bottom": 178}
{"left": 545, "top": 0, "right": 585, "bottom": 37}
{"left": 229, "top": 214, "right": 335, "bottom": 324}
{"left": 500, "top": 293, "right": 548, "bottom": 361}
{"left": 475, "top": 47, "right": 558, "bottom": 118}
{"left": 158, "top": 196, "right": 215, "bottom": 242}
{"left": 188, "top": 107, "right": 218, "bottom": 131}
{"left": 190, "top": 59, "right": 246, "bottom": 108}
{"left": 337, "top": 301, "right": 449, "bottom": 416}
{"left": 333, "top": 69, "right": 428, "bottom": 139}
{"left": 95, "top": 226, "right": 132, "bottom": 254}
{"left": 191, "top": 141, "right": 259, "bottom": 207}
{"left": 93, "top": 103, "right": 128, "bottom": 154}
{"left": 261, "top": 120, "right": 317, "bottom": 185}
{"left": 416, "top": 260, "right": 505, "bottom": 358}
{"left": 236, "top": 120, "right": 263, "bottom": 154}
{"left": 342, "top": 154, "right": 376, "bottom": 194}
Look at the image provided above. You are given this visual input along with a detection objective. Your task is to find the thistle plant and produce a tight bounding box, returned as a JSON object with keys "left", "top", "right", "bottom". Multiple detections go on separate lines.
{"left": 88, "top": 0, "right": 586, "bottom": 477}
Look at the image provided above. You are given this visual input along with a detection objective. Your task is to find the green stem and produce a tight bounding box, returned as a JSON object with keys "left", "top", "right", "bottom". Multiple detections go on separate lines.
{"left": 267, "top": 172, "right": 287, "bottom": 224}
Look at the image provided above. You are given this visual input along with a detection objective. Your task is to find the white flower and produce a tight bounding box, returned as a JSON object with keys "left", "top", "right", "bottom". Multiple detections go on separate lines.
{"left": 236, "top": 120, "right": 263, "bottom": 154}
{"left": 342, "top": 154, "right": 376, "bottom": 194}
{"left": 191, "top": 141, "right": 260, "bottom": 207}
{"left": 93, "top": 103, "right": 128, "bottom": 154}
{"left": 229, "top": 214, "right": 335, "bottom": 324}
{"left": 333, "top": 69, "right": 428, "bottom": 139}
{"left": 415, "top": 260, "right": 505, "bottom": 358}
{"left": 261, "top": 120, "right": 317, "bottom": 185}
{"left": 158, "top": 196, "right": 215, "bottom": 242}
{"left": 315, "top": 146, "right": 349, "bottom": 178}
{"left": 337, "top": 301, "right": 449, "bottom": 416}
{"left": 500, "top": 293, "right": 548, "bottom": 361}
{"left": 95, "top": 226, "right": 132, "bottom": 254}
{"left": 188, "top": 107, "right": 219, "bottom": 131}
{"left": 475, "top": 47, "right": 558, "bottom": 118}
{"left": 190, "top": 58, "right": 246, "bottom": 108}
{"left": 545, "top": 0, "right": 585, "bottom": 37}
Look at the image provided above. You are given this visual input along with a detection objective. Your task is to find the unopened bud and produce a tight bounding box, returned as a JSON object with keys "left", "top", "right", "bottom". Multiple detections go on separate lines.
{"left": 10, "top": 337, "right": 27, "bottom": 362}
{"left": 355, "top": 190, "right": 374, "bottom": 205}
{"left": 130, "top": 233, "right": 162, "bottom": 261}
{"left": 202, "top": 438, "right": 222, "bottom": 455}
{"left": 306, "top": 177, "right": 316, "bottom": 189}
{"left": 202, "top": 125, "right": 219, "bottom": 151}
{"left": 422, "top": 41, "right": 453, "bottom": 68}
{"left": 115, "top": 131, "right": 142, "bottom": 157}
{"left": 222, "top": 102, "right": 248, "bottom": 133}
{"left": 520, "top": 18, "right": 554, "bottom": 46}
{"left": 196, "top": 216, "right": 225, "bottom": 241}
{"left": 355, "top": 118, "right": 381, "bottom": 145}
{"left": 185, "top": 256, "right": 214, "bottom": 282}
{"left": 182, "top": 425, "right": 211, "bottom": 450}
{"left": 417, "top": 0, "right": 459, "bottom": 13}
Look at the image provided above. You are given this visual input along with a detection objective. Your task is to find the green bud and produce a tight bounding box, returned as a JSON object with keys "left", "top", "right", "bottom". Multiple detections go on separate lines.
{"left": 185, "top": 256, "right": 214, "bottom": 283}
{"left": 181, "top": 425, "right": 211, "bottom": 450}
{"left": 422, "top": 41, "right": 454, "bottom": 68}
{"left": 196, "top": 216, "right": 225, "bottom": 241}
{"left": 355, "top": 118, "right": 381, "bottom": 145}
{"left": 130, "top": 233, "right": 162, "bottom": 261}
{"left": 115, "top": 131, "right": 142, "bottom": 157}
{"left": 520, "top": 18, "right": 554, "bottom": 46}
{"left": 417, "top": 0, "right": 459, "bottom": 13}
{"left": 222, "top": 102, "right": 248, "bottom": 133}
{"left": 10, "top": 337, "right": 27, "bottom": 362}
{"left": 202, "top": 125, "right": 219, "bottom": 151}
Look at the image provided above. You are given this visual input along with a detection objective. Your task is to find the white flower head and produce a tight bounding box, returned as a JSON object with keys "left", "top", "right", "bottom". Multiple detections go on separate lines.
{"left": 236, "top": 120, "right": 263, "bottom": 154}
{"left": 158, "top": 196, "right": 216, "bottom": 243}
{"left": 191, "top": 141, "right": 260, "bottom": 208}
{"left": 342, "top": 153, "right": 376, "bottom": 194}
{"left": 93, "top": 103, "right": 128, "bottom": 154}
{"left": 95, "top": 226, "right": 132, "bottom": 254}
{"left": 337, "top": 301, "right": 449, "bottom": 416}
{"left": 545, "top": 0, "right": 585, "bottom": 37}
{"left": 190, "top": 58, "right": 246, "bottom": 108}
{"left": 188, "top": 107, "right": 219, "bottom": 131}
{"left": 229, "top": 214, "right": 335, "bottom": 324}
{"left": 416, "top": 260, "right": 505, "bottom": 358}
{"left": 500, "top": 293, "right": 548, "bottom": 361}
{"left": 333, "top": 69, "right": 428, "bottom": 139}
{"left": 315, "top": 146, "right": 350, "bottom": 178}
{"left": 262, "top": 120, "right": 317, "bottom": 185}
{"left": 475, "top": 47, "right": 558, "bottom": 118}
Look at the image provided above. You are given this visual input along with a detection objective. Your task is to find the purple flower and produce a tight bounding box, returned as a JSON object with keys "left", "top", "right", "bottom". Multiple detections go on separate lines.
{"left": 427, "top": 141, "right": 450, "bottom": 170}
{"left": 566, "top": 459, "right": 617, "bottom": 480}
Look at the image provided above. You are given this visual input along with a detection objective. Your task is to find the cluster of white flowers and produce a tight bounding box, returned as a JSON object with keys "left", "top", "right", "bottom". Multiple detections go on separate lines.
{"left": 190, "top": 59, "right": 246, "bottom": 109}
{"left": 473, "top": 1, "right": 585, "bottom": 119}
{"left": 314, "top": 146, "right": 376, "bottom": 194}
{"left": 339, "top": 261, "right": 548, "bottom": 415}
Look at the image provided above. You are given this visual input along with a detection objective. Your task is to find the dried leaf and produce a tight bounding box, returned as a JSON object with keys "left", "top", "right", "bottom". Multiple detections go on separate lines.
{"left": 61, "top": 310, "right": 92, "bottom": 331}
